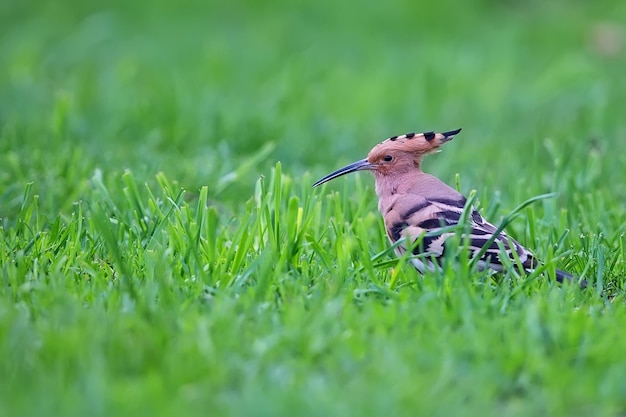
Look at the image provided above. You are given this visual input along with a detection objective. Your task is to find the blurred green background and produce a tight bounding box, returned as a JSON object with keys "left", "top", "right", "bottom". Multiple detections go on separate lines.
{"left": 2, "top": 1, "right": 626, "bottom": 416}
{"left": 2, "top": 0, "right": 625, "bottom": 215}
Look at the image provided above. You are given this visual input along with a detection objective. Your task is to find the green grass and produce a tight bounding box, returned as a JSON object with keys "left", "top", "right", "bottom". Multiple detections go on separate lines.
{"left": 2, "top": 0, "right": 626, "bottom": 415}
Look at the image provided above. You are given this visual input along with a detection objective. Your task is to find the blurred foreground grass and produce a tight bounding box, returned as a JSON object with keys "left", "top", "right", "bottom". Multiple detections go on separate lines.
{"left": 1, "top": 0, "right": 626, "bottom": 416}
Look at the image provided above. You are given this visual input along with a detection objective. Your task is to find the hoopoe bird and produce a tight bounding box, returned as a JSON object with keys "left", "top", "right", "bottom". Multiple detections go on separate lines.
{"left": 313, "top": 128, "right": 581, "bottom": 284}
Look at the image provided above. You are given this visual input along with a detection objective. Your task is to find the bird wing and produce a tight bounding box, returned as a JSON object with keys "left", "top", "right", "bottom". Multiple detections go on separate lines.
{"left": 388, "top": 195, "right": 537, "bottom": 272}
{"left": 462, "top": 207, "right": 537, "bottom": 271}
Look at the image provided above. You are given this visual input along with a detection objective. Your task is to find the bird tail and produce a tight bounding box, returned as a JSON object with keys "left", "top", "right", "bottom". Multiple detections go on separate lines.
{"left": 556, "top": 269, "right": 587, "bottom": 288}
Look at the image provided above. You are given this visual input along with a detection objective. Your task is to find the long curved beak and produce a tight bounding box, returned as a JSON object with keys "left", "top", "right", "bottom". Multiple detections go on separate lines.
{"left": 312, "top": 158, "right": 374, "bottom": 188}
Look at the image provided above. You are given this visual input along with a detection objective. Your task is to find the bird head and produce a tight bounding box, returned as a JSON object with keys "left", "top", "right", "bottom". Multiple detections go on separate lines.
{"left": 312, "top": 128, "right": 461, "bottom": 187}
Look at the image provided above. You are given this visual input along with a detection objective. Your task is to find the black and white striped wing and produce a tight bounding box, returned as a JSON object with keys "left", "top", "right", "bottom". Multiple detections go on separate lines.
{"left": 465, "top": 210, "right": 538, "bottom": 272}
{"left": 391, "top": 197, "right": 537, "bottom": 273}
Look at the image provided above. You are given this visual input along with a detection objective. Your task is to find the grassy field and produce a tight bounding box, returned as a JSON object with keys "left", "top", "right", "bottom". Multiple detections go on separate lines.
{"left": 2, "top": 0, "right": 626, "bottom": 415}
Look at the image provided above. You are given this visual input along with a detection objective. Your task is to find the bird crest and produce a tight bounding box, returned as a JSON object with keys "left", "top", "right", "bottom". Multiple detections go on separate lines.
{"left": 369, "top": 128, "right": 462, "bottom": 157}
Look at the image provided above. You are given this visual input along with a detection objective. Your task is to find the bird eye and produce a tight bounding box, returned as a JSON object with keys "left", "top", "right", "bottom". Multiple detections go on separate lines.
{"left": 383, "top": 155, "right": 393, "bottom": 162}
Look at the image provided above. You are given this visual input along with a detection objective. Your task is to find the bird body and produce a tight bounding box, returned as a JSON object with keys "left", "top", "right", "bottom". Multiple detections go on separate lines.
{"left": 313, "top": 129, "right": 578, "bottom": 284}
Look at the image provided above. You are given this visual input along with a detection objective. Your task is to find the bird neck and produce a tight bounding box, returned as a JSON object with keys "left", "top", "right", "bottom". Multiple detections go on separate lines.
{"left": 373, "top": 169, "right": 425, "bottom": 213}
